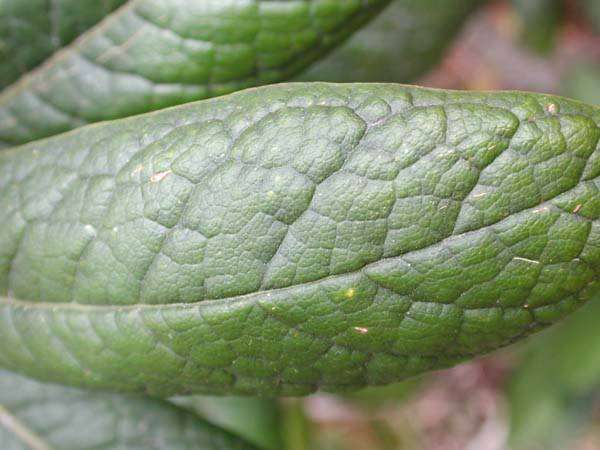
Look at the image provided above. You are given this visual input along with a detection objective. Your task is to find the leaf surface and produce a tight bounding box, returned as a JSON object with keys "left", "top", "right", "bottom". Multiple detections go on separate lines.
{"left": 0, "top": 0, "right": 390, "bottom": 147}
{"left": 0, "top": 83, "right": 598, "bottom": 396}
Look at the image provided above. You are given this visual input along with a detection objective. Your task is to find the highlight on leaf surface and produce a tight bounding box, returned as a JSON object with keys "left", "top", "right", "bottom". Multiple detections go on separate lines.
{"left": 0, "top": 82, "right": 598, "bottom": 396}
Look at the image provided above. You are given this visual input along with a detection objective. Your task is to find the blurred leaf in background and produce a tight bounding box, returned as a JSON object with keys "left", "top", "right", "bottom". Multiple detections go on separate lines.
{"left": 299, "top": 0, "right": 485, "bottom": 83}
{"left": 510, "top": 0, "right": 564, "bottom": 54}
{"left": 581, "top": 0, "right": 600, "bottom": 33}
{"left": 508, "top": 297, "right": 600, "bottom": 450}
{"left": 344, "top": 378, "right": 422, "bottom": 409}
{"left": 0, "top": 371, "right": 258, "bottom": 450}
{"left": 0, "top": 0, "right": 126, "bottom": 88}
{"left": 171, "top": 396, "right": 283, "bottom": 450}
{"left": 562, "top": 63, "right": 600, "bottom": 106}
{"left": 282, "top": 399, "right": 314, "bottom": 450}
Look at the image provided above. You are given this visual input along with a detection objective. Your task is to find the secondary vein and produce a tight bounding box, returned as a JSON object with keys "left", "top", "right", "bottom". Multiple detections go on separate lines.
{"left": 0, "top": 404, "right": 54, "bottom": 450}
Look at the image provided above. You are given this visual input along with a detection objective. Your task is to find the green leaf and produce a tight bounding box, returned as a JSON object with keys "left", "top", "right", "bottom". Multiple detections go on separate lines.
{"left": 0, "top": 83, "right": 598, "bottom": 396}
{"left": 344, "top": 379, "right": 421, "bottom": 409}
{"left": 281, "top": 399, "right": 313, "bottom": 450}
{"left": 172, "top": 396, "right": 282, "bottom": 450}
{"left": 0, "top": 0, "right": 127, "bottom": 89}
{"left": 0, "top": 370, "right": 259, "bottom": 450}
{"left": 0, "top": 0, "right": 391, "bottom": 147}
{"left": 508, "top": 295, "right": 600, "bottom": 450}
{"left": 299, "top": 0, "right": 485, "bottom": 83}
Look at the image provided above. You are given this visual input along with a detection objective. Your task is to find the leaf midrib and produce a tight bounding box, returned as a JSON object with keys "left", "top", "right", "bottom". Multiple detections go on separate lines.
{"left": 1, "top": 187, "right": 597, "bottom": 314}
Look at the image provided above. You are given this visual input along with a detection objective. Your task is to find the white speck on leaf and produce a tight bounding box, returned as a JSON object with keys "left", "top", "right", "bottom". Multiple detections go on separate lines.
{"left": 150, "top": 170, "right": 171, "bottom": 183}
{"left": 83, "top": 224, "right": 97, "bottom": 237}
{"left": 353, "top": 327, "right": 369, "bottom": 334}
{"left": 513, "top": 257, "right": 540, "bottom": 265}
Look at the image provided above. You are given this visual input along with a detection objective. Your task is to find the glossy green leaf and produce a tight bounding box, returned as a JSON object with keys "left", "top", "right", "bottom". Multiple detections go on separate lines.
{"left": 0, "top": 83, "right": 598, "bottom": 396}
{"left": 0, "top": 370, "right": 258, "bottom": 450}
{"left": 300, "top": 0, "right": 485, "bottom": 83}
{"left": 0, "top": 0, "right": 391, "bottom": 147}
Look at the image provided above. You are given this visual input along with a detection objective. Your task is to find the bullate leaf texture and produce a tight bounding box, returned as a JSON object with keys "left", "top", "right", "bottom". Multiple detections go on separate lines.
{"left": 0, "top": 83, "right": 598, "bottom": 396}
{"left": 0, "top": 370, "right": 258, "bottom": 450}
{"left": 0, "top": 0, "right": 391, "bottom": 147}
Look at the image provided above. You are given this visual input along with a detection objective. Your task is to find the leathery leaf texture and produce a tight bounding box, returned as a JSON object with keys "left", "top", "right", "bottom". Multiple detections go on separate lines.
{"left": 0, "top": 370, "right": 258, "bottom": 450}
{"left": 0, "top": 83, "right": 599, "bottom": 396}
{"left": 0, "top": 0, "right": 390, "bottom": 147}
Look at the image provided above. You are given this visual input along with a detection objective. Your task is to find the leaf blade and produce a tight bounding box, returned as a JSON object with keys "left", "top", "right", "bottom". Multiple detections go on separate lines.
{"left": 0, "top": 83, "right": 598, "bottom": 396}
{"left": 0, "top": 0, "right": 391, "bottom": 146}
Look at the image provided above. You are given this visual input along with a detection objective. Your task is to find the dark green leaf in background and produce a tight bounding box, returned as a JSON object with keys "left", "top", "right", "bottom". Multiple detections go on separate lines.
{"left": 511, "top": 0, "right": 563, "bottom": 54}
{"left": 0, "top": 0, "right": 127, "bottom": 89}
{"left": 0, "top": 370, "right": 259, "bottom": 450}
{"left": 0, "top": 0, "right": 391, "bottom": 147}
{"left": 299, "top": 0, "right": 486, "bottom": 83}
